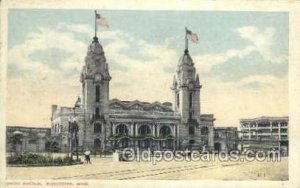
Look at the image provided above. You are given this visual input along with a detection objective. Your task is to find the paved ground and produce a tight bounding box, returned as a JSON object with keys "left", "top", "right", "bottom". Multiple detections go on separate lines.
{"left": 6, "top": 155, "right": 288, "bottom": 180}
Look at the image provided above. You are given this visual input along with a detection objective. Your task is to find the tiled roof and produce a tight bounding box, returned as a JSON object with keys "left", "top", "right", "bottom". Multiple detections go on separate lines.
{"left": 109, "top": 98, "right": 173, "bottom": 112}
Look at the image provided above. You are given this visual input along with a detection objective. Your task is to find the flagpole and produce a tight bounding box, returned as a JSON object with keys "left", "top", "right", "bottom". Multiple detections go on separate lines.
{"left": 185, "top": 27, "right": 188, "bottom": 54}
{"left": 94, "top": 10, "right": 97, "bottom": 38}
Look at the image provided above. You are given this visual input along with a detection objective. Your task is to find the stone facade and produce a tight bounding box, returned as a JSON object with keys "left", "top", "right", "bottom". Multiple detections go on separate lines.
{"left": 213, "top": 127, "right": 238, "bottom": 153}
{"left": 6, "top": 126, "right": 51, "bottom": 154}
{"left": 50, "top": 36, "right": 215, "bottom": 153}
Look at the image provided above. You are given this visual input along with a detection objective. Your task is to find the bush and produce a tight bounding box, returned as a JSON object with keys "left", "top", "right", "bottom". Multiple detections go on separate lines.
{"left": 7, "top": 153, "right": 80, "bottom": 166}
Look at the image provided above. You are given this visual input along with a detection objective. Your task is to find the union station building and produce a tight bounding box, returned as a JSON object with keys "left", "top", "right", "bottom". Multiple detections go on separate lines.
{"left": 50, "top": 35, "right": 215, "bottom": 153}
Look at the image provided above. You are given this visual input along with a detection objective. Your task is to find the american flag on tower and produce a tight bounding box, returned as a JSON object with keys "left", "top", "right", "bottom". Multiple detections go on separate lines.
{"left": 186, "top": 29, "right": 199, "bottom": 43}
{"left": 96, "top": 13, "right": 109, "bottom": 28}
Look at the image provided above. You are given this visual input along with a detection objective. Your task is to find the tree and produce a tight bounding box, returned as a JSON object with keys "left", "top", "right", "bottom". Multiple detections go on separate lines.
{"left": 45, "top": 140, "right": 59, "bottom": 152}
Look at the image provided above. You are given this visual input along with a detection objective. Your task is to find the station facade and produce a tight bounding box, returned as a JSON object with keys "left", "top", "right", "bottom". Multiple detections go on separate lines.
{"left": 51, "top": 35, "right": 215, "bottom": 152}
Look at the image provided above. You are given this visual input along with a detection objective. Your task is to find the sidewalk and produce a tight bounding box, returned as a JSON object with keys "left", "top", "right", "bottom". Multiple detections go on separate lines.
{"left": 6, "top": 156, "right": 288, "bottom": 180}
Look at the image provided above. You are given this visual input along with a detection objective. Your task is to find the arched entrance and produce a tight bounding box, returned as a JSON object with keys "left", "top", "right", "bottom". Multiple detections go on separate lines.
{"left": 214, "top": 142, "right": 221, "bottom": 152}
{"left": 118, "top": 138, "right": 130, "bottom": 148}
{"left": 139, "top": 138, "right": 152, "bottom": 149}
{"left": 94, "top": 139, "right": 101, "bottom": 152}
{"left": 189, "top": 126, "right": 195, "bottom": 136}
{"left": 161, "top": 138, "right": 173, "bottom": 149}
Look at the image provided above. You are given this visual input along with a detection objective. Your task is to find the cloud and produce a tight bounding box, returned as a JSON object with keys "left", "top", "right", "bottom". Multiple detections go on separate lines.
{"left": 7, "top": 23, "right": 179, "bottom": 126}
{"left": 9, "top": 27, "right": 87, "bottom": 72}
{"left": 65, "top": 24, "right": 94, "bottom": 35}
{"left": 235, "top": 26, "right": 287, "bottom": 64}
{"left": 201, "top": 74, "right": 288, "bottom": 126}
{"left": 7, "top": 24, "right": 89, "bottom": 126}
{"left": 193, "top": 26, "right": 287, "bottom": 75}
{"left": 193, "top": 46, "right": 255, "bottom": 73}
{"left": 238, "top": 75, "right": 284, "bottom": 87}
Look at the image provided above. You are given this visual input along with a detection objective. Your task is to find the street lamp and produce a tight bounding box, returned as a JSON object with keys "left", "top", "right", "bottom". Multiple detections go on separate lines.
{"left": 68, "top": 108, "right": 79, "bottom": 161}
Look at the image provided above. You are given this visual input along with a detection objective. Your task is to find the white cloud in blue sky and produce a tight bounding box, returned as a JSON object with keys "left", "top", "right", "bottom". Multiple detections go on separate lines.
{"left": 7, "top": 9, "right": 288, "bottom": 126}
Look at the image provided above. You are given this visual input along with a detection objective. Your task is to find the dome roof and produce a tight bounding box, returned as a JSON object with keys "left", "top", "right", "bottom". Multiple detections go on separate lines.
{"left": 178, "top": 52, "right": 194, "bottom": 66}
{"left": 87, "top": 37, "right": 104, "bottom": 56}
{"left": 82, "top": 36, "right": 110, "bottom": 80}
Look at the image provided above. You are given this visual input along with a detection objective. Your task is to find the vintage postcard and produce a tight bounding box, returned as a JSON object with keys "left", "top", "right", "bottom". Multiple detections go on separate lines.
{"left": 1, "top": 0, "right": 300, "bottom": 188}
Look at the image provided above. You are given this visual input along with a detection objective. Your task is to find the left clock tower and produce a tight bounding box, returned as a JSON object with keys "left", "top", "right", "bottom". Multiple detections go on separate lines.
{"left": 81, "top": 36, "right": 111, "bottom": 117}
{"left": 80, "top": 36, "right": 111, "bottom": 148}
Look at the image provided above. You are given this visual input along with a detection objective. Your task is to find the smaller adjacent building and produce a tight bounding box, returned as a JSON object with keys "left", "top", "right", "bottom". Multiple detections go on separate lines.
{"left": 213, "top": 127, "right": 238, "bottom": 153}
{"left": 239, "top": 116, "right": 289, "bottom": 156}
{"left": 6, "top": 126, "right": 51, "bottom": 154}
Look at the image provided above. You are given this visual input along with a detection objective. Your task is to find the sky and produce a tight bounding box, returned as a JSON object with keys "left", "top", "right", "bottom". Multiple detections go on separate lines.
{"left": 7, "top": 9, "right": 289, "bottom": 127}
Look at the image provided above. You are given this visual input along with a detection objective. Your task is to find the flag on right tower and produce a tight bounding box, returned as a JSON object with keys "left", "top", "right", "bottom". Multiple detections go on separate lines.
{"left": 186, "top": 29, "right": 199, "bottom": 43}
{"left": 96, "top": 13, "right": 109, "bottom": 28}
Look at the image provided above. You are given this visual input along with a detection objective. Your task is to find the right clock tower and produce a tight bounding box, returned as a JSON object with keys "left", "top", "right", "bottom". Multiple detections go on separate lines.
{"left": 172, "top": 48, "right": 203, "bottom": 148}
{"left": 172, "top": 49, "right": 202, "bottom": 125}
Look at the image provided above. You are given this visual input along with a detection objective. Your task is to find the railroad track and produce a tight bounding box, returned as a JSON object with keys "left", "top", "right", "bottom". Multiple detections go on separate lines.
{"left": 53, "top": 162, "right": 245, "bottom": 180}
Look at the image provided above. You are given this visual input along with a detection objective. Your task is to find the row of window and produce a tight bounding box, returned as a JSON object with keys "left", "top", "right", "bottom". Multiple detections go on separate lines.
{"left": 189, "top": 126, "right": 208, "bottom": 136}
{"left": 214, "top": 132, "right": 237, "bottom": 139}
{"left": 52, "top": 124, "right": 61, "bottom": 133}
{"left": 94, "top": 123, "right": 209, "bottom": 136}
{"left": 243, "top": 128, "right": 288, "bottom": 134}
{"left": 93, "top": 139, "right": 175, "bottom": 149}
{"left": 112, "top": 124, "right": 172, "bottom": 137}
{"left": 242, "top": 122, "right": 288, "bottom": 128}
{"left": 110, "top": 104, "right": 167, "bottom": 112}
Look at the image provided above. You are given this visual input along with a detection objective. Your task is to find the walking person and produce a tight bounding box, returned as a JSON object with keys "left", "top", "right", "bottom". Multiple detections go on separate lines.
{"left": 84, "top": 149, "right": 92, "bottom": 164}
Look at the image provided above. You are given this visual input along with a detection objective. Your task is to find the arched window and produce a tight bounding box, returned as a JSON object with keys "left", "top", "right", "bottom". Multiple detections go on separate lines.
{"left": 94, "top": 123, "right": 102, "bottom": 133}
{"left": 138, "top": 125, "right": 151, "bottom": 136}
{"left": 96, "top": 85, "right": 100, "bottom": 102}
{"left": 159, "top": 126, "right": 171, "bottom": 137}
{"left": 189, "top": 111, "right": 193, "bottom": 120}
{"left": 95, "top": 107, "right": 100, "bottom": 119}
{"left": 214, "top": 142, "right": 221, "bottom": 152}
{"left": 176, "top": 93, "right": 180, "bottom": 108}
{"left": 201, "top": 127, "right": 209, "bottom": 135}
{"left": 189, "top": 126, "right": 195, "bottom": 136}
{"left": 189, "top": 92, "right": 193, "bottom": 108}
{"left": 94, "top": 139, "right": 101, "bottom": 151}
{"left": 116, "top": 124, "right": 128, "bottom": 136}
